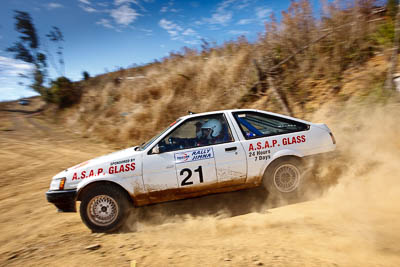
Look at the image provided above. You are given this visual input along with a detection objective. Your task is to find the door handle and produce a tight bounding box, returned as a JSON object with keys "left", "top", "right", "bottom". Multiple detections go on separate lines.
{"left": 225, "top": 146, "right": 237, "bottom": 152}
{"left": 166, "top": 164, "right": 174, "bottom": 169}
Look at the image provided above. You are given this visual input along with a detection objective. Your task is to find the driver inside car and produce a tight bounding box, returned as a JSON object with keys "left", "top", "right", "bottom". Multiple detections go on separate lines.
{"left": 197, "top": 119, "right": 226, "bottom": 145}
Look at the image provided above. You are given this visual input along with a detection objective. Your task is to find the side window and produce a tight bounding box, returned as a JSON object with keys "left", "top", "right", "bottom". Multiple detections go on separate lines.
{"left": 233, "top": 112, "right": 309, "bottom": 139}
{"left": 158, "top": 114, "right": 234, "bottom": 152}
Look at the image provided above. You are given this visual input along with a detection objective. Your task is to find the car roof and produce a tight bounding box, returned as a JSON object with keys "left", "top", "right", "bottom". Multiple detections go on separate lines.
{"left": 178, "top": 109, "right": 311, "bottom": 124}
{"left": 178, "top": 109, "right": 256, "bottom": 120}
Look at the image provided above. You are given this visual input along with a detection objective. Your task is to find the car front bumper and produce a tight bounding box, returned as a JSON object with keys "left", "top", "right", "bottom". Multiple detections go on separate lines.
{"left": 46, "top": 189, "right": 77, "bottom": 212}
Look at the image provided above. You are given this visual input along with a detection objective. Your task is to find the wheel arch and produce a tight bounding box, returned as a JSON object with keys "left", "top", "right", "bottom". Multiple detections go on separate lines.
{"left": 76, "top": 180, "right": 135, "bottom": 206}
{"left": 260, "top": 150, "right": 304, "bottom": 180}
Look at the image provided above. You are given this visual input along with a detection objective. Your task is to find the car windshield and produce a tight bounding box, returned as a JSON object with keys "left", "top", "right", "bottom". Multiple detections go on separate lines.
{"left": 137, "top": 119, "right": 181, "bottom": 151}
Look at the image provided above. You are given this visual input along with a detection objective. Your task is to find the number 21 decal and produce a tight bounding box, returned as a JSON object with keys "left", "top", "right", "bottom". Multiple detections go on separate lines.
{"left": 180, "top": 166, "right": 204, "bottom": 186}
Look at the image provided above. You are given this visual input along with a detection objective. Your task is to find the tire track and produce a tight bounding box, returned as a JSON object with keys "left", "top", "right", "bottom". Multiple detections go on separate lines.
{"left": 26, "top": 116, "right": 52, "bottom": 134}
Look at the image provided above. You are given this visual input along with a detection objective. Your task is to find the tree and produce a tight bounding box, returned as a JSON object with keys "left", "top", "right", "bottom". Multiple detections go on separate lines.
{"left": 7, "top": 11, "right": 47, "bottom": 95}
{"left": 49, "top": 77, "right": 81, "bottom": 108}
{"left": 45, "top": 26, "right": 65, "bottom": 77}
{"left": 82, "top": 71, "right": 90, "bottom": 81}
{"left": 387, "top": 0, "right": 399, "bottom": 20}
{"left": 7, "top": 10, "right": 67, "bottom": 99}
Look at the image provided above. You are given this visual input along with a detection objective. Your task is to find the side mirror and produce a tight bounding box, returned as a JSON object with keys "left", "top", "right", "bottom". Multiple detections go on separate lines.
{"left": 151, "top": 145, "right": 160, "bottom": 154}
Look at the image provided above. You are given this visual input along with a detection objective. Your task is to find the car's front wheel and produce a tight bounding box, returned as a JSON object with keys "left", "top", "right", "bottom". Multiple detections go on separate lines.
{"left": 80, "top": 184, "right": 131, "bottom": 233}
{"left": 263, "top": 157, "right": 304, "bottom": 199}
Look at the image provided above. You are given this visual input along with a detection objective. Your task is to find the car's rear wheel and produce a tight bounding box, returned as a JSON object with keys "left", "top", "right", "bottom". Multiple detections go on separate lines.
{"left": 80, "top": 184, "right": 131, "bottom": 233}
{"left": 263, "top": 157, "right": 304, "bottom": 199}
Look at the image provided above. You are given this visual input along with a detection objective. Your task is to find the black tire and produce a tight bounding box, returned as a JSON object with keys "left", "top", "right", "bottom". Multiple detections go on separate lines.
{"left": 262, "top": 157, "right": 304, "bottom": 199}
{"left": 79, "top": 184, "right": 131, "bottom": 233}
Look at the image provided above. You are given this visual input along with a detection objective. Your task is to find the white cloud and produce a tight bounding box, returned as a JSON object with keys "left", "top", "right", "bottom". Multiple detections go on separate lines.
{"left": 160, "top": 6, "right": 179, "bottom": 13}
{"left": 114, "top": 0, "right": 135, "bottom": 5}
{"left": 206, "top": 12, "right": 232, "bottom": 25}
{"left": 237, "top": 18, "right": 253, "bottom": 25}
{"left": 169, "top": 31, "right": 179, "bottom": 37}
{"left": 160, "top": 1, "right": 179, "bottom": 14}
{"left": 218, "top": 0, "right": 235, "bottom": 10}
{"left": 236, "top": 2, "right": 250, "bottom": 9}
{"left": 0, "top": 57, "right": 37, "bottom": 101}
{"left": 255, "top": 7, "right": 271, "bottom": 19}
{"left": 114, "top": 0, "right": 145, "bottom": 11}
{"left": 46, "top": 2, "right": 63, "bottom": 9}
{"left": 140, "top": 28, "right": 153, "bottom": 36}
{"left": 159, "top": 19, "right": 200, "bottom": 43}
{"left": 159, "top": 18, "right": 182, "bottom": 32}
{"left": 111, "top": 4, "right": 140, "bottom": 25}
{"left": 78, "top": 0, "right": 106, "bottom": 13}
{"left": 199, "top": 0, "right": 235, "bottom": 26}
{"left": 79, "top": 4, "right": 99, "bottom": 13}
{"left": 184, "top": 40, "right": 200, "bottom": 45}
{"left": 228, "top": 30, "right": 249, "bottom": 35}
{"left": 0, "top": 56, "right": 33, "bottom": 77}
{"left": 234, "top": 0, "right": 253, "bottom": 10}
{"left": 96, "top": 18, "right": 114, "bottom": 29}
{"left": 182, "top": 28, "right": 196, "bottom": 36}
{"left": 82, "top": 0, "right": 143, "bottom": 30}
{"left": 0, "top": 86, "right": 39, "bottom": 101}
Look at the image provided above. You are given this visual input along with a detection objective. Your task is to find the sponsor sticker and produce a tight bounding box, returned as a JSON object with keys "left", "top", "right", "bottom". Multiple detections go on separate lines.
{"left": 175, "top": 147, "right": 214, "bottom": 164}
{"left": 71, "top": 162, "right": 136, "bottom": 181}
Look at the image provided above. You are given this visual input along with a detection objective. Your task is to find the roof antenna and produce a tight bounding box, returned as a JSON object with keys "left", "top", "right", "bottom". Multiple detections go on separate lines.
{"left": 188, "top": 111, "right": 196, "bottom": 115}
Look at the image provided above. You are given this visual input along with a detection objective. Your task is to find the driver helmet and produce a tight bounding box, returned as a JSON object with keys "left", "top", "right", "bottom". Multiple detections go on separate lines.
{"left": 201, "top": 119, "right": 222, "bottom": 139}
{"left": 195, "top": 120, "right": 204, "bottom": 138}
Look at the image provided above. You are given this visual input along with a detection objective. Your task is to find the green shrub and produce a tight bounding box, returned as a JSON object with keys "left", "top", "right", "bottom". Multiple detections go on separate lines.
{"left": 50, "top": 76, "right": 82, "bottom": 108}
{"left": 371, "top": 21, "right": 395, "bottom": 47}
{"left": 82, "top": 71, "right": 90, "bottom": 81}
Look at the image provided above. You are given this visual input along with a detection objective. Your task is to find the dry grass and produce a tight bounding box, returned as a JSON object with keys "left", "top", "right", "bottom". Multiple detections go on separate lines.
{"left": 61, "top": 43, "right": 260, "bottom": 145}
{"left": 59, "top": 51, "right": 391, "bottom": 147}
{"left": 56, "top": 1, "right": 395, "bottom": 146}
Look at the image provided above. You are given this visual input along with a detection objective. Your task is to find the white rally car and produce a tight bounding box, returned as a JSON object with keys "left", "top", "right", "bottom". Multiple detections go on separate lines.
{"left": 46, "top": 109, "right": 336, "bottom": 232}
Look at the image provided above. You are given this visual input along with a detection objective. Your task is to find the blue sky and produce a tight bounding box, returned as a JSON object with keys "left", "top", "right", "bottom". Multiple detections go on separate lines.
{"left": 0, "top": 0, "right": 321, "bottom": 101}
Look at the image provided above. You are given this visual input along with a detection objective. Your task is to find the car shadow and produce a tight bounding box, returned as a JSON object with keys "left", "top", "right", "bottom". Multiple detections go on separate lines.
{"left": 119, "top": 187, "right": 304, "bottom": 232}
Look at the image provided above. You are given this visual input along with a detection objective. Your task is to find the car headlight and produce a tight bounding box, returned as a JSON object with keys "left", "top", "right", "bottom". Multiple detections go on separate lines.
{"left": 50, "top": 177, "right": 66, "bottom": 190}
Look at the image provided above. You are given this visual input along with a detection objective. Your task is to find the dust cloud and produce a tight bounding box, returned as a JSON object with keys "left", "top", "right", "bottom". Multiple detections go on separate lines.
{"left": 124, "top": 101, "right": 400, "bottom": 235}
{"left": 312, "top": 101, "right": 400, "bottom": 208}
{"left": 308, "top": 101, "right": 400, "bottom": 256}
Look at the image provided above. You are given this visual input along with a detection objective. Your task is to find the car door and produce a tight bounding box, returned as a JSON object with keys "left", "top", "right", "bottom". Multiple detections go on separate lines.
{"left": 210, "top": 113, "right": 247, "bottom": 185}
{"left": 163, "top": 115, "right": 222, "bottom": 191}
{"left": 144, "top": 115, "right": 224, "bottom": 199}
{"left": 170, "top": 113, "right": 247, "bottom": 189}
{"left": 142, "top": 150, "right": 179, "bottom": 195}
{"left": 174, "top": 146, "right": 217, "bottom": 189}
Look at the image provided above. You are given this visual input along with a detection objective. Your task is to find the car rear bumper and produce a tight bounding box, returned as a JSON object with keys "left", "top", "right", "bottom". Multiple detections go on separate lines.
{"left": 46, "top": 189, "right": 77, "bottom": 212}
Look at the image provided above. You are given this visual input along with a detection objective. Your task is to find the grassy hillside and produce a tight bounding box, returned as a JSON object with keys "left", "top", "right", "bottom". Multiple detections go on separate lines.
{"left": 49, "top": 0, "right": 399, "bottom": 146}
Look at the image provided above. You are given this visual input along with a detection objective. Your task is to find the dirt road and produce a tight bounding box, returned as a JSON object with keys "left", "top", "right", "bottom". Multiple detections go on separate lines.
{"left": 0, "top": 99, "right": 399, "bottom": 266}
